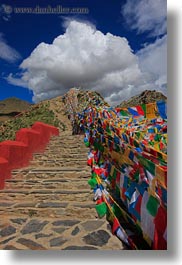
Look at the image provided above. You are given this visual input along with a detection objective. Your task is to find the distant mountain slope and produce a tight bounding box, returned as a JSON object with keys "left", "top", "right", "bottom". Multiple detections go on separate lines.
{"left": 118, "top": 90, "right": 167, "bottom": 108}
{"left": 0, "top": 97, "right": 65, "bottom": 141}
{"left": 0, "top": 88, "right": 167, "bottom": 142}
{"left": 0, "top": 88, "right": 108, "bottom": 141}
{"left": 0, "top": 97, "right": 31, "bottom": 114}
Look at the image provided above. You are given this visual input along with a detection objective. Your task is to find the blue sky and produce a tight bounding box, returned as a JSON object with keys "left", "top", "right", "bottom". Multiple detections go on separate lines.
{"left": 0, "top": 0, "right": 167, "bottom": 105}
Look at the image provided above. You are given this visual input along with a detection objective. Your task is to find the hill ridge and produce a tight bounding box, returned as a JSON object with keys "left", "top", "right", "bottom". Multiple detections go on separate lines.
{"left": 118, "top": 90, "right": 167, "bottom": 108}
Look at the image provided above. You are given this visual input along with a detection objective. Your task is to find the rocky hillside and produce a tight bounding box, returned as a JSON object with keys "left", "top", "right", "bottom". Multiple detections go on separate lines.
{"left": 63, "top": 88, "right": 109, "bottom": 114}
{"left": 0, "top": 88, "right": 166, "bottom": 142}
{"left": 0, "top": 97, "right": 31, "bottom": 114}
{"left": 0, "top": 97, "right": 31, "bottom": 122}
{"left": 0, "top": 88, "right": 106, "bottom": 142}
{"left": 0, "top": 99, "right": 65, "bottom": 142}
{"left": 118, "top": 90, "right": 167, "bottom": 108}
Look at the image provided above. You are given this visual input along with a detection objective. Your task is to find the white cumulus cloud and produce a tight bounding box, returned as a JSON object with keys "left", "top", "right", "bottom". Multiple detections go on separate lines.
{"left": 104, "top": 35, "right": 167, "bottom": 106}
{"left": 7, "top": 20, "right": 167, "bottom": 105}
{"left": 122, "top": 0, "right": 167, "bottom": 37}
{"left": 137, "top": 35, "right": 167, "bottom": 93}
{"left": 0, "top": 33, "right": 21, "bottom": 63}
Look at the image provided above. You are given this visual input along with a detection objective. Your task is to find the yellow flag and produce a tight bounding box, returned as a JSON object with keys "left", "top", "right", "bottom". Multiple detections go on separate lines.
{"left": 146, "top": 103, "right": 157, "bottom": 119}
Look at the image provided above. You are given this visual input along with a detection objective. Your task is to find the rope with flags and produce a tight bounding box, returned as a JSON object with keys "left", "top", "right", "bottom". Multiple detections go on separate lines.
{"left": 63, "top": 88, "right": 167, "bottom": 250}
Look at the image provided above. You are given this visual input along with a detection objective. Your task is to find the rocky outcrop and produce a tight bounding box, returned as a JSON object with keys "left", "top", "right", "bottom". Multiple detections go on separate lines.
{"left": 118, "top": 90, "right": 167, "bottom": 108}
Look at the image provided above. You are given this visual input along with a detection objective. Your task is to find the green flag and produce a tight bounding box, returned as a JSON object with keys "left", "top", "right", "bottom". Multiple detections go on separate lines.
{"left": 84, "top": 141, "right": 90, "bottom": 147}
{"left": 141, "top": 104, "right": 146, "bottom": 118}
{"left": 112, "top": 202, "right": 123, "bottom": 219}
{"left": 146, "top": 195, "right": 159, "bottom": 217}
{"left": 106, "top": 125, "right": 112, "bottom": 135}
{"left": 120, "top": 110, "right": 129, "bottom": 116}
{"left": 88, "top": 177, "right": 97, "bottom": 189}
{"left": 95, "top": 202, "right": 107, "bottom": 218}
{"left": 113, "top": 168, "right": 117, "bottom": 179}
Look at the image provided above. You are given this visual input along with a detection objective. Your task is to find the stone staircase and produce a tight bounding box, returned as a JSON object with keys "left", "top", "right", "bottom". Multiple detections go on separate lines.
{"left": 0, "top": 130, "right": 124, "bottom": 250}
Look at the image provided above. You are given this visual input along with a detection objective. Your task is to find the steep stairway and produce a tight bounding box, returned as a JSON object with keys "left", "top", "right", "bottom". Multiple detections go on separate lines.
{"left": 0, "top": 130, "right": 124, "bottom": 250}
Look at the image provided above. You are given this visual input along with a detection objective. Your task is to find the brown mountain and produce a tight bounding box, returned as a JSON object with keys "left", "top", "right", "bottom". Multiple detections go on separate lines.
{"left": 2, "top": 88, "right": 167, "bottom": 141}
{"left": 0, "top": 88, "right": 108, "bottom": 141}
{"left": 118, "top": 90, "right": 167, "bottom": 108}
{"left": 0, "top": 97, "right": 31, "bottom": 115}
{"left": 0, "top": 97, "right": 32, "bottom": 123}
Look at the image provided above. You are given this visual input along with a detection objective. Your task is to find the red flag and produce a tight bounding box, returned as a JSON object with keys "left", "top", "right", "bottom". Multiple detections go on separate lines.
{"left": 112, "top": 217, "right": 120, "bottom": 234}
{"left": 136, "top": 105, "right": 145, "bottom": 116}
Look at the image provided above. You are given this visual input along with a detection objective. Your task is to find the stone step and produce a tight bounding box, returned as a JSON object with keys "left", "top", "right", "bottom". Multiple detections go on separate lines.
{"left": 0, "top": 189, "right": 91, "bottom": 195}
{"left": 0, "top": 201, "right": 95, "bottom": 209}
{"left": 12, "top": 168, "right": 90, "bottom": 174}
{"left": 4, "top": 179, "right": 90, "bottom": 190}
{"left": 32, "top": 154, "right": 87, "bottom": 160}
{"left": 48, "top": 142, "right": 85, "bottom": 146}
{"left": 44, "top": 149, "right": 87, "bottom": 154}
{"left": 0, "top": 200, "right": 95, "bottom": 209}
{"left": 49, "top": 139, "right": 84, "bottom": 144}
{"left": 47, "top": 137, "right": 85, "bottom": 142}
{"left": 43, "top": 148, "right": 88, "bottom": 153}
{"left": 0, "top": 198, "right": 95, "bottom": 220}
{"left": 11, "top": 172, "right": 91, "bottom": 182}
{"left": 42, "top": 154, "right": 88, "bottom": 159}
{"left": 47, "top": 140, "right": 85, "bottom": 145}
{"left": 51, "top": 134, "right": 83, "bottom": 137}
{"left": 52, "top": 140, "right": 84, "bottom": 144}
{"left": 29, "top": 161, "right": 87, "bottom": 168}
{"left": 24, "top": 167, "right": 90, "bottom": 172}
{"left": 30, "top": 158, "right": 85, "bottom": 162}
{"left": 0, "top": 192, "right": 93, "bottom": 204}
{"left": 48, "top": 138, "right": 86, "bottom": 142}
{"left": 0, "top": 206, "right": 96, "bottom": 219}
{"left": 30, "top": 158, "right": 87, "bottom": 163}
{"left": 31, "top": 157, "right": 87, "bottom": 163}
{"left": 6, "top": 177, "right": 90, "bottom": 184}
{"left": 47, "top": 136, "right": 84, "bottom": 141}
{"left": 33, "top": 151, "right": 88, "bottom": 155}
{"left": 51, "top": 139, "right": 84, "bottom": 143}
{"left": 11, "top": 171, "right": 90, "bottom": 179}
{"left": 0, "top": 128, "right": 125, "bottom": 250}
{"left": 46, "top": 140, "right": 87, "bottom": 146}
{"left": 45, "top": 147, "right": 88, "bottom": 152}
